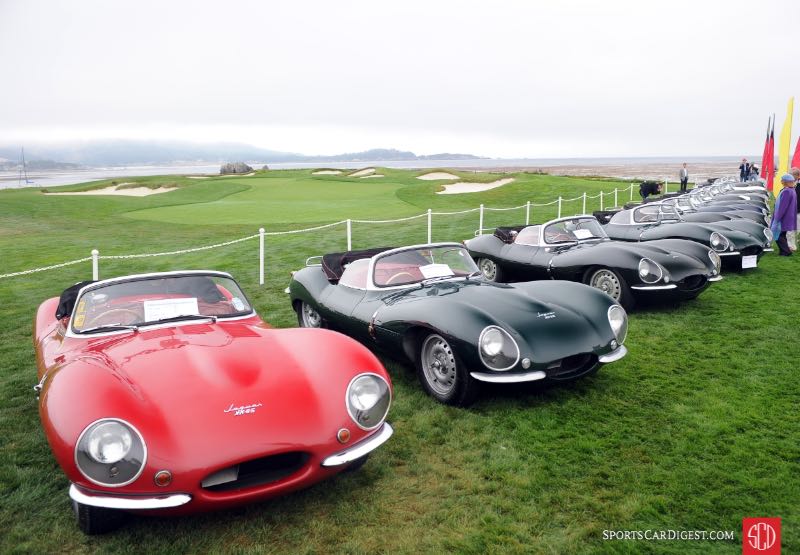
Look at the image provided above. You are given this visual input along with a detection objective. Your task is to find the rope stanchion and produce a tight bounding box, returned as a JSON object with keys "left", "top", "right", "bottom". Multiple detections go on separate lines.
{"left": 0, "top": 256, "right": 93, "bottom": 280}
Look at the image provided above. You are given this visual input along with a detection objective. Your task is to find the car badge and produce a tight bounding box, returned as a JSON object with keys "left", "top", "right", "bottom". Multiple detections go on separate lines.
{"left": 224, "top": 402, "right": 263, "bottom": 416}
{"left": 537, "top": 311, "right": 556, "bottom": 320}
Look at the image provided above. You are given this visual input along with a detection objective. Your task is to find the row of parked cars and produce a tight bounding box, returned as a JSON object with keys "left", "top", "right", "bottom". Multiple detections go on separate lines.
{"left": 33, "top": 178, "right": 771, "bottom": 533}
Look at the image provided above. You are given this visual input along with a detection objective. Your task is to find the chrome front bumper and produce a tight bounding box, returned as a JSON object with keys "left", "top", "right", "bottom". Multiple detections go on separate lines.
{"left": 630, "top": 283, "right": 678, "bottom": 290}
{"left": 598, "top": 344, "right": 628, "bottom": 363}
{"left": 470, "top": 370, "right": 547, "bottom": 383}
{"left": 321, "top": 422, "right": 394, "bottom": 467}
{"left": 718, "top": 251, "right": 742, "bottom": 257}
{"left": 709, "top": 275, "right": 723, "bottom": 282}
{"left": 69, "top": 484, "right": 191, "bottom": 510}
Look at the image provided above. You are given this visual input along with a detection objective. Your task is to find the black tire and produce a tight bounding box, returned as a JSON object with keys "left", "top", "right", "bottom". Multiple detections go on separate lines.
{"left": 585, "top": 267, "right": 635, "bottom": 310}
{"left": 476, "top": 258, "right": 504, "bottom": 282}
{"left": 296, "top": 300, "right": 325, "bottom": 328}
{"left": 415, "top": 333, "right": 479, "bottom": 406}
{"left": 72, "top": 500, "right": 128, "bottom": 535}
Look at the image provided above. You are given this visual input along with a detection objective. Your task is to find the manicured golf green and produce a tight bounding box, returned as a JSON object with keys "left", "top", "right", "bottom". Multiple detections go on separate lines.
{"left": 0, "top": 169, "right": 796, "bottom": 554}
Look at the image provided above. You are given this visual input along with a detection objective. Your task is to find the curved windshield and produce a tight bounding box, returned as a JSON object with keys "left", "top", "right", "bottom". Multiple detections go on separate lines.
{"left": 72, "top": 274, "right": 253, "bottom": 333}
{"left": 372, "top": 245, "right": 478, "bottom": 287}
{"left": 543, "top": 218, "right": 608, "bottom": 244}
{"left": 633, "top": 205, "right": 680, "bottom": 223}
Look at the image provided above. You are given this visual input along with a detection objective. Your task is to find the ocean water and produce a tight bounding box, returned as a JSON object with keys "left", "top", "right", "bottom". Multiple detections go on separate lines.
{"left": 0, "top": 156, "right": 752, "bottom": 189}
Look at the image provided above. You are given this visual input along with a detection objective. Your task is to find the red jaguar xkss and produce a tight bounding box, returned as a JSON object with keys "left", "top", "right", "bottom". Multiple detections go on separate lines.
{"left": 33, "top": 271, "right": 393, "bottom": 534}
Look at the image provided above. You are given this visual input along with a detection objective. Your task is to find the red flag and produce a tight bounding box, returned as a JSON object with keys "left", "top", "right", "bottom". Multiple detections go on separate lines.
{"left": 760, "top": 116, "right": 771, "bottom": 179}
{"left": 792, "top": 136, "right": 800, "bottom": 169}
{"left": 766, "top": 122, "right": 775, "bottom": 191}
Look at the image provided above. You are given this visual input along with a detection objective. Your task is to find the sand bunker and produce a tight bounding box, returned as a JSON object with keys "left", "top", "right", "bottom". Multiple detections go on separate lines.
{"left": 187, "top": 176, "right": 210, "bottom": 179}
{"left": 46, "top": 184, "right": 178, "bottom": 197}
{"left": 360, "top": 174, "right": 384, "bottom": 179}
{"left": 436, "top": 178, "right": 515, "bottom": 195}
{"left": 312, "top": 169, "right": 343, "bottom": 175}
{"left": 417, "top": 172, "right": 460, "bottom": 180}
{"left": 348, "top": 168, "right": 376, "bottom": 177}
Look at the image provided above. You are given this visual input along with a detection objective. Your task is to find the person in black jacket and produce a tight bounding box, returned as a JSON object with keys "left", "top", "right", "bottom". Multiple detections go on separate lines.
{"left": 739, "top": 158, "right": 751, "bottom": 182}
{"left": 639, "top": 181, "right": 662, "bottom": 200}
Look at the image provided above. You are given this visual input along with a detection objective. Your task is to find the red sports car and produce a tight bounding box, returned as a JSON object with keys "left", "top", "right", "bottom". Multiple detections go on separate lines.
{"left": 34, "top": 270, "right": 393, "bottom": 534}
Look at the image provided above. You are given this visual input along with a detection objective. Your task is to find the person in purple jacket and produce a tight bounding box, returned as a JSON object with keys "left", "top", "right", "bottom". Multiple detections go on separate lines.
{"left": 771, "top": 173, "right": 798, "bottom": 256}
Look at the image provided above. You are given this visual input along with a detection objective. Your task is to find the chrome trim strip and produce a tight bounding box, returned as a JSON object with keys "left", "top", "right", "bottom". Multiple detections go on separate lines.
{"left": 321, "top": 423, "right": 394, "bottom": 467}
{"left": 69, "top": 484, "right": 191, "bottom": 510}
{"left": 469, "top": 370, "right": 547, "bottom": 383}
{"left": 630, "top": 284, "right": 678, "bottom": 290}
{"left": 764, "top": 248, "right": 774, "bottom": 252}
{"left": 599, "top": 344, "right": 628, "bottom": 363}
{"left": 708, "top": 275, "right": 724, "bottom": 282}
{"left": 717, "top": 251, "right": 741, "bottom": 256}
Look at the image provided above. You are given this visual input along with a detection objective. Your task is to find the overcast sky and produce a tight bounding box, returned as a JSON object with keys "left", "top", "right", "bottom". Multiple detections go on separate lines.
{"left": 1, "top": 0, "right": 798, "bottom": 158}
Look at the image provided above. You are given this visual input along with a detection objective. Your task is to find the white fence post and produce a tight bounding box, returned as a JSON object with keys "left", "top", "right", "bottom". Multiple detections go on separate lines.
{"left": 427, "top": 209, "right": 432, "bottom": 243}
{"left": 557, "top": 196, "right": 562, "bottom": 218}
{"left": 91, "top": 249, "right": 99, "bottom": 280}
{"left": 346, "top": 219, "right": 352, "bottom": 250}
{"left": 664, "top": 180, "right": 669, "bottom": 194}
{"left": 525, "top": 201, "right": 531, "bottom": 225}
{"left": 630, "top": 183, "right": 634, "bottom": 202}
{"left": 478, "top": 204, "right": 484, "bottom": 235}
{"left": 614, "top": 188, "right": 618, "bottom": 208}
{"left": 258, "top": 228, "right": 265, "bottom": 285}
{"left": 582, "top": 192, "right": 587, "bottom": 214}
{"left": 600, "top": 191, "right": 604, "bottom": 211}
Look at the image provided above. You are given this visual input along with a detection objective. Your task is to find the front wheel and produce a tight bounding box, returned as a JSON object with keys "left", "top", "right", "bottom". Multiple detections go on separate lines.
{"left": 586, "top": 267, "right": 635, "bottom": 310}
{"left": 72, "top": 500, "right": 128, "bottom": 535}
{"left": 416, "top": 333, "right": 478, "bottom": 406}
{"left": 297, "top": 301, "right": 325, "bottom": 328}
{"left": 477, "top": 258, "right": 504, "bottom": 282}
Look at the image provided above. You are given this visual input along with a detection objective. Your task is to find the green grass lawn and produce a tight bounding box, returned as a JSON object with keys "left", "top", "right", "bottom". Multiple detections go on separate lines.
{"left": 0, "top": 170, "right": 796, "bottom": 554}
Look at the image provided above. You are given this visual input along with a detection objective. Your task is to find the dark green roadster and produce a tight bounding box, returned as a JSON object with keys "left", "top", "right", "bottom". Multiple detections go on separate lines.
{"left": 289, "top": 243, "right": 628, "bottom": 406}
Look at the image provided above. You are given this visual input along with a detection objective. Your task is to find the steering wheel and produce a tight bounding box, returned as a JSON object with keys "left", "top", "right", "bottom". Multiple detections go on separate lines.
{"left": 385, "top": 271, "right": 415, "bottom": 285}
{"left": 84, "top": 308, "right": 141, "bottom": 328}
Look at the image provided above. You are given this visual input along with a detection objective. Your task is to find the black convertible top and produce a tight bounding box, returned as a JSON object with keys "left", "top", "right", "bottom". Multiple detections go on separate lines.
{"left": 493, "top": 225, "right": 528, "bottom": 244}
{"left": 56, "top": 281, "right": 95, "bottom": 319}
{"left": 322, "top": 247, "right": 394, "bottom": 282}
{"left": 593, "top": 209, "right": 621, "bottom": 224}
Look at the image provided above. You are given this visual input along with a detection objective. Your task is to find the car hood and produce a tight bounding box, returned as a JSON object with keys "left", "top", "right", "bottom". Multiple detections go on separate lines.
{"left": 641, "top": 222, "right": 762, "bottom": 248}
{"left": 383, "top": 280, "right": 615, "bottom": 363}
{"left": 64, "top": 323, "right": 378, "bottom": 467}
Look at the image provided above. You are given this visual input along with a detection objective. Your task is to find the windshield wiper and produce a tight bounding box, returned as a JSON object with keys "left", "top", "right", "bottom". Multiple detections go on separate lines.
{"left": 79, "top": 324, "right": 139, "bottom": 335}
{"left": 147, "top": 314, "right": 218, "bottom": 325}
{"left": 420, "top": 275, "right": 459, "bottom": 287}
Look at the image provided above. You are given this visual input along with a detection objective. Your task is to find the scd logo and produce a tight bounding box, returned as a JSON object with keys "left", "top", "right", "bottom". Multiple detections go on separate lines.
{"left": 742, "top": 518, "right": 780, "bottom": 554}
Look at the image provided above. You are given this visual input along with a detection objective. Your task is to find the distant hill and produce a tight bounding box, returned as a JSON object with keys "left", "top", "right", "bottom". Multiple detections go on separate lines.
{"left": 0, "top": 142, "right": 484, "bottom": 167}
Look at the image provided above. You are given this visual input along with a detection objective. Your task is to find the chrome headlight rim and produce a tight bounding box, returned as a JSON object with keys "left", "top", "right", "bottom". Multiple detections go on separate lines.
{"left": 607, "top": 305, "right": 628, "bottom": 344}
{"left": 478, "top": 325, "right": 520, "bottom": 371}
{"left": 345, "top": 372, "right": 391, "bottom": 431}
{"left": 637, "top": 257, "right": 664, "bottom": 284}
{"left": 763, "top": 227, "right": 773, "bottom": 244}
{"left": 74, "top": 418, "right": 147, "bottom": 488}
{"left": 708, "top": 250, "right": 721, "bottom": 274}
{"left": 709, "top": 232, "right": 730, "bottom": 252}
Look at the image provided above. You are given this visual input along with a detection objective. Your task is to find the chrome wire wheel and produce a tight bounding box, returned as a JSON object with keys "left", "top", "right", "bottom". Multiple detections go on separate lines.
{"left": 478, "top": 258, "right": 498, "bottom": 281}
{"left": 420, "top": 334, "right": 457, "bottom": 396}
{"left": 299, "top": 302, "right": 322, "bottom": 328}
{"left": 589, "top": 268, "right": 622, "bottom": 301}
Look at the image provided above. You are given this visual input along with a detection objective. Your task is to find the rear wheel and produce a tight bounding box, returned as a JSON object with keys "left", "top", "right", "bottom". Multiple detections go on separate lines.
{"left": 297, "top": 301, "right": 324, "bottom": 328}
{"left": 416, "top": 333, "right": 478, "bottom": 406}
{"left": 72, "top": 500, "right": 127, "bottom": 535}
{"left": 587, "top": 267, "right": 635, "bottom": 310}
{"left": 477, "top": 258, "right": 504, "bottom": 282}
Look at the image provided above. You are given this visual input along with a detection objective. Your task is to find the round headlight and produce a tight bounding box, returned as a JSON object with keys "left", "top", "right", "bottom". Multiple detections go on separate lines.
{"left": 708, "top": 250, "right": 721, "bottom": 274}
{"left": 87, "top": 421, "right": 132, "bottom": 464}
{"left": 637, "top": 257, "right": 663, "bottom": 284}
{"left": 346, "top": 374, "right": 391, "bottom": 431}
{"left": 709, "top": 232, "right": 730, "bottom": 252}
{"left": 478, "top": 326, "right": 520, "bottom": 371}
{"left": 607, "top": 305, "right": 628, "bottom": 344}
{"left": 75, "top": 419, "right": 146, "bottom": 487}
{"left": 479, "top": 327, "right": 504, "bottom": 357}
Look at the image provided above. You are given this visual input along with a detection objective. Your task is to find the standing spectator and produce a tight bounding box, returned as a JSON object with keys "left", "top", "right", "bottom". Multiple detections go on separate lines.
{"left": 791, "top": 167, "right": 800, "bottom": 251}
{"left": 739, "top": 158, "right": 751, "bottom": 182}
{"left": 770, "top": 173, "right": 797, "bottom": 256}
{"left": 749, "top": 164, "right": 759, "bottom": 181}
{"left": 679, "top": 163, "right": 689, "bottom": 192}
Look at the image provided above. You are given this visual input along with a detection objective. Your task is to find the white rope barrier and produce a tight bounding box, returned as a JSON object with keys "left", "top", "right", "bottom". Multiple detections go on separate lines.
{"left": 2, "top": 181, "right": 644, "bottom": 282}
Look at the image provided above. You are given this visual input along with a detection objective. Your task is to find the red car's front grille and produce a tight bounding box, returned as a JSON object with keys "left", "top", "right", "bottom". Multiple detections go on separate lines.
{"left": 201, "top": 452, "right": 310, "bottom": 492}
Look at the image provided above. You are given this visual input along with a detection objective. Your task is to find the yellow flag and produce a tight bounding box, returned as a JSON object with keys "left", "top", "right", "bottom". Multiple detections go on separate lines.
{"left": 773, "top": 97, "right": 794, "bottom": 198}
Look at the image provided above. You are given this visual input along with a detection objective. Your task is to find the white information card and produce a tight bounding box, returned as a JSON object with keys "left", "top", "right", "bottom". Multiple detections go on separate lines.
{"left": 419, "top": 264, "right": 454, "bottom": 279}
{"left": 143, "top": 297, "right": 200, "bottom": 322}
{"left": 741, "top": 255, "right": 758, "bottom": 269}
